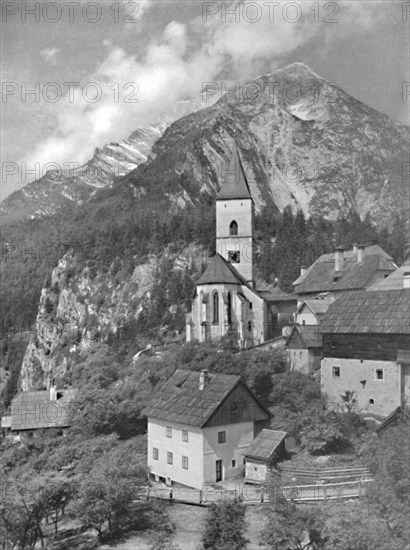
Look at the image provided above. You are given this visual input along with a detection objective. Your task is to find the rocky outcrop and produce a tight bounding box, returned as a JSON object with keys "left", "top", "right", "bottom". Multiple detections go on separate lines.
{"left": 19, "top": 244, "right": 204, "bottom": 390}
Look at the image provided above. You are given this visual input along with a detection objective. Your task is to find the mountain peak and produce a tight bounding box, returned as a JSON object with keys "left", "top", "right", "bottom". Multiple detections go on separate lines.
{"left": 256, "top": 62, "right": 325, "bottom": 84}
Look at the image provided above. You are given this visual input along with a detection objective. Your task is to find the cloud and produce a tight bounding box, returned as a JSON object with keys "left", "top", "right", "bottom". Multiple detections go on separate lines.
{"left": 40, "top": 47, "right": 60, "bottom": 64}
{"left": 22, "top": 1, "right": 385, "bottom": 177}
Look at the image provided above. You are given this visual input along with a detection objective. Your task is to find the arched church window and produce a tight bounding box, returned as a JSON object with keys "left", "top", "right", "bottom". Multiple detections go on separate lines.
{"left": 229, "top": 220, "right": 238, "bottom": 236}
{"left": 227, "top": 292, "right": 232, "bottom": 326}
{"left": 212, "top": 292, "right": 219, "bottom": 324}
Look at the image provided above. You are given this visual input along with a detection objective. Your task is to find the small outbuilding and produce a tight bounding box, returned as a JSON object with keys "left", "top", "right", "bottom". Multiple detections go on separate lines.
{"left": 244, "top": 429, "right": 287, "bottom": 484}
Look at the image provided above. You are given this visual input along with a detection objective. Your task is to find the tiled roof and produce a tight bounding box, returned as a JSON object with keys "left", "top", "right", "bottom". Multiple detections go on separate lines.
{"left": 144, "top": 369, "right": 269, "bottom": 427}
{"left": 216, "top": 143, "right": 252, "bottom": 201}
{"left": 11, "top": 389, "right": 78, "bottom": 431}
{"left": 372, "top": 262, "right": 410, "bottom": 290}
{"left": 288, "top": 325, "right": 323, "bottom": 348}
{"left": 197, "top": 253, "right": 245, "bottom": 286}
{"left": 258, "top": 289, "right": 297, "bottom": 302}
{"left": 297, "top": 297, "right": 334, "bottom": 316}
{"left": 244, "top": 429, "right": 287, "bottom": 460}
{"left": 375, "top": 406, "right": 409, "bottom": 433}
{"left": 320, "top": 289, "right": 410, "bottom": 334}
{"left": 293, "top": 246, "right": 396, "bottom": 295}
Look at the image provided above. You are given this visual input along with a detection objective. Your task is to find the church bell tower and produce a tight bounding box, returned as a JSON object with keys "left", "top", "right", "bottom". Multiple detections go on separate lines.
{"left": 216, "top": 143, "right": 254, "bottom": 286}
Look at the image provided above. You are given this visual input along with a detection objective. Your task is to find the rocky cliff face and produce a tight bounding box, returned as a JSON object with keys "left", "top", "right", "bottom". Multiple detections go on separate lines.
{"left": 121, "top": 62, "right": 409, "bottom": 226}
{"left": 19, "top": 244, "right": 203, "bottom": 390}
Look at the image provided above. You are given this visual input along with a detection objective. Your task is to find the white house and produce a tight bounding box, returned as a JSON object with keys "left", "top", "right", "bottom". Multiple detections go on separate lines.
{"left": 293, "top": 244, "right": 397, "bottom": 302}
{"left": 320, "top": 279, "right": 410, "bottom": 417}
{"left": 294, "top": 294, "right": 335, "bottom": 325}
{"left": 144, "top": 369, "right": 271, "bottom": 489}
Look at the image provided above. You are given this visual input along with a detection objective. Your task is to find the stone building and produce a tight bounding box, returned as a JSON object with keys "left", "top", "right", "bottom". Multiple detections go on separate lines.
{"left": 320, "top": 281, "right": 410, "bottom": 417}
{"left": 186, "top": 143, "right": 294, "bottom": 347}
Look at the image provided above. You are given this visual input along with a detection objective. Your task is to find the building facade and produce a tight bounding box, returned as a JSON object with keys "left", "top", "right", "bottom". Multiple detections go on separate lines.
{"left": 144, "top": 369, "right": 271, "bottom": 489}
{"left": 293, "top": 245, "right": 397, "bottom": 302}
{"left": 320, "top": 285, "right": 410, "bottom": 417}
{"left": 186, "top": 143, "right": 293, "bottom": 347}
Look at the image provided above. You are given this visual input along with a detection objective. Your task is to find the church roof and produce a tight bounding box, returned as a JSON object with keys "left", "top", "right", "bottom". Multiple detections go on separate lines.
{"left": 216, "top": 143, "right": 252, "bottom": 201}
{"left": 197, "top": 253, "right": 246, "bottom": 286}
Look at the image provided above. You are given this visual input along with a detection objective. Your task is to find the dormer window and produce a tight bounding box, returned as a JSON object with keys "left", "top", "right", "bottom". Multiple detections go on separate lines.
{"left": 229, "top": 220, "right": 238, "bottom": 236}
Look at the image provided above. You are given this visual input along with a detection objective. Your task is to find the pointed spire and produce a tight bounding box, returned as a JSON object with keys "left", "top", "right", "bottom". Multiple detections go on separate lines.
{"left": 216, "top": 142, "right": 252, "bottom": 201}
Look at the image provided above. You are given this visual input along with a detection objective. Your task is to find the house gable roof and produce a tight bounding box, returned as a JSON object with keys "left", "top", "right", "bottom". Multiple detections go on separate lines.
{"left": 320, "top": 289, "right": 410, "bottom": 335}
{"left": 11, "top": 389, "right": 78, "bottom": 431}
{"left": 297, "top": 298, "right": 333, "bottom": 317}
{"left": 375, "top": 406, "right": 409, "bottom": 434}
{"left": 293, "top": 245, "right": 396, "bottom": 295}
{"left": 244, "top": 429, "right": 287, "bottom": 461}
{"left": 287, "top": 325, "right": 323, "bottom": 348}
{"left": 144, "top": 369, "right": 271, "bottom": 428}
{"left": 372, "top": 262, "right": 410, "bottom": 290}
{"left": 216, "top": 143, "right": 252, "bottom": 201}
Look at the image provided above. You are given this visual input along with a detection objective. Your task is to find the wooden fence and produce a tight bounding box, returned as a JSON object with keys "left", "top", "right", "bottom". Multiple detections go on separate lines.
{"left": 279, "top": 465, "right": 371, "bottom": 483}
{"left": 137, "top": 478, "right": 374, "bottom": 506}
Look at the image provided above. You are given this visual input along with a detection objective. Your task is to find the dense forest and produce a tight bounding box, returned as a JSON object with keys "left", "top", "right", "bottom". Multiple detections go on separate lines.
{"left": 1, "top": 193, "right": 408, "bottom": 340}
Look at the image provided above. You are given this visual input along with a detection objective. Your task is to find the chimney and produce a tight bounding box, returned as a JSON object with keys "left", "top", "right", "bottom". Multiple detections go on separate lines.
{"left": 50, "top": 386, "right": 57, "bottom": 401}
{"left": 335, "top": 247, "right": 344, "bottom": 272}
{"left": 353, "top": 244, "right": 358, "bottom": 255}
{"left": 199, "top": 369, "right": 209, "bottom": 391}
{"left": 300, "top": 266, "right": 307, "bottom": 276}
{"left": 357, "top": 244, "right": 365, "bottom": 263}
{"left": 404, "top": 272, "right": 410, "bottom": 289}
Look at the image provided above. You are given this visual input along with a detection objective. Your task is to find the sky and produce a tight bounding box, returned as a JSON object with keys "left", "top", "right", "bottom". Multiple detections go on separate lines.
{"left": 1, "top": 0, "right": 409, "bottom": 200}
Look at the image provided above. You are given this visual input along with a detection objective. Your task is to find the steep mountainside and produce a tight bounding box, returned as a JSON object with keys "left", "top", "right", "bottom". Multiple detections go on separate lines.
{"left": 1, "top": 120, "right": 171, "bottom": 223}
{"left": 1, "top": 101, "right": 199, "bottom": 223}
{"left": 117, "top": 63, "right": 409, "bottom": 225}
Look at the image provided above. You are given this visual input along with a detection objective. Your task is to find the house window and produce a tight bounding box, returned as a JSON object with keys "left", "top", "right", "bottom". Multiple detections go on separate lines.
{"left": 166, "top": 426, "right": 172, "bottom": 438}
{"left": 182, "top": 456, "right": 188, "bottom": 470}
{"left": 375, "top": 369, "right": 384, "bottom": 380}
{"left": 153, "top": 447, "right": 159, "bottom": 460}
{"left": 249, "top": 302, "right": 253, "bottom": 310}
{"left": 218, "top": 431, "right": 226, "bottom": 444}
{"left": 232, "top": 460, "right": 236, "bottom": 468}
{"left": 229, "top": 220, "right": 238, "bottom": 236}
{"left": 369, "top": 399, "right": 374, "bottom": 405}
{"left": 182, "top": 429, "right": 188, "bottom": 442}
{"left": 213, "top": 292, "right": 219, "bottom": 324}
{"left": 167, "top": 452, "right": 173, "bottom": 465}
{"left": 332, "top": 367, "right": 340, "bottom": 378}
{"left": 248, "top": 321, "right": 252, "bottom": 332}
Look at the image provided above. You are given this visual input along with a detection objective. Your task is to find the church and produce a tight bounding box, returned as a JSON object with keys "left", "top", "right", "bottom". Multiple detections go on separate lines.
{"left": 186, "top": 143, "right": 285, "bottom": 348}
